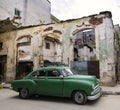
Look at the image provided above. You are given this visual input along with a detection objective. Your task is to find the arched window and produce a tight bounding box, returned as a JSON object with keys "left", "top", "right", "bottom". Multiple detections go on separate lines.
{"left": 16, "top": 35, "right": 32, "bottom": 61}
{"left": 73, "top": 29, "right": 96, "bottom": 61}
{"left": 74, "top": 29, "right": 95, "bottom": 48}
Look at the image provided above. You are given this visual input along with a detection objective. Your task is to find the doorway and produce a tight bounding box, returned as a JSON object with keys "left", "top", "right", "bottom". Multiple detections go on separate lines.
{"left": 0, "top": 55, "right": 7, "bottom": 82}
{"left": 71, "top": 61, "right": 100, "bottom": 78}
{"left": 16, "top": 61, "right": 33, "bottom": 79}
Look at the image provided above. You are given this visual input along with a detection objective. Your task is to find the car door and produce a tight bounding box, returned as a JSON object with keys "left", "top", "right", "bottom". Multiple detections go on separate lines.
{"left": 44, "top": 69, "right": 64, "bottom": 96}
{"left": 32, "top": 69, "right": 47, "bottom": 94}
{"left": 32, "top": 69, "right": 64, "bottom": 96}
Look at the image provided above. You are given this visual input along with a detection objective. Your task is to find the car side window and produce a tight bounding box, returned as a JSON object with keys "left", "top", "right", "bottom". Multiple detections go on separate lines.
{"left": 32, "top": 70, "right": 46, "bottom": 78}
{"left": 47, "top": 70, "right": 60, "bottom": 77}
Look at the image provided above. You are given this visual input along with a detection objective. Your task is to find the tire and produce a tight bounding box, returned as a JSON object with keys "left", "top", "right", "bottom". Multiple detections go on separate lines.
{"left": 19, "top": 88, "right": 29, "bottom": 99}
{"left": 72, "top": 91, "right": 87, "bottom": 105}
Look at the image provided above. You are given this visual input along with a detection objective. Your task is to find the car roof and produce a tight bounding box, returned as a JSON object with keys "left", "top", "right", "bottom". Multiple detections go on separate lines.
{"left": 33, "top": 66, "right": 68, "bottom": 72}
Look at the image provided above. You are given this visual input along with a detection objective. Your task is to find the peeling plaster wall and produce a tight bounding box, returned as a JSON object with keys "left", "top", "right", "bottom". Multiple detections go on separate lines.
{"left": 0, "top": 27, "right": 44, "bottom": 81}
{"left": 41, "top": 24, "right": 63, "bottom": 63}
{"left": 0, "top": 31, "right": 16, "bottom": 82}
{"left": 16, "top": 26, "right": 42, "bottom": 69}
{"left": 62, "top": 23, "right": 74, "bottom": 65}
{"left": 99, "top": 18, "right": 116, "bottom": 86}
{"left": 16, "top": 24, "right": 63, "bottom": 69}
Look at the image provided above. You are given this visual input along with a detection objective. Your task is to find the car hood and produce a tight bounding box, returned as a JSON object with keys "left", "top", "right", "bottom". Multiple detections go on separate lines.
{"left": 65, "top": 75, "right": 99, "bottom": 84}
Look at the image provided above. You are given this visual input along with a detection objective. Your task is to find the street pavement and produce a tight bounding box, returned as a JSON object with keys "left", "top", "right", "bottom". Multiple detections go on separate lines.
{"left": 0, "top": 88, "right": 120, "bottom": 110}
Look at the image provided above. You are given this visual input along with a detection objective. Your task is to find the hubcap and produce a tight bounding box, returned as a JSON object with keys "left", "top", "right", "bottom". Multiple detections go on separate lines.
{"left": 21, "top": 88, "right": 28, "bottom": 98}
{"left": 75, "top": 92, "right": 84, "bottom": 103}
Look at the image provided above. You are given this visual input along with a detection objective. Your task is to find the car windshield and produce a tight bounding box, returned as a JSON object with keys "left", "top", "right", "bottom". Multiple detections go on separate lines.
{"left": 61, "top": 68, "right": 73, "bottom": 76}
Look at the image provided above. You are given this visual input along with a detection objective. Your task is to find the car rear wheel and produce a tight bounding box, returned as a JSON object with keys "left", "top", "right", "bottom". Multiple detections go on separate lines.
{"left": 72, "top": 91, "right": 87, "bottom": 105}
{"left": 19, "top": 88, "right": 29, "bottom": 99}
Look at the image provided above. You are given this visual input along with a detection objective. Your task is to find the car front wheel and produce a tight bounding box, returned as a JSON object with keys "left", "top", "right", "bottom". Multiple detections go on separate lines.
{"left": 19, "top": 88, "right": 29, "bottom": 99}
{"left": 72, "top": 91, "right": 87, "bottom": 105}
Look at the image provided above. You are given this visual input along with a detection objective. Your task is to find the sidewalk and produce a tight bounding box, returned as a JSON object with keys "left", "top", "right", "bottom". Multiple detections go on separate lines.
{"left": 2, "top": 83, "right": 10, "bottom": 89}
{"left": 0, "top": 83, "right": 8, "bottom": 89}
{"left": 1, "top": 83, "right": 120, "bottom": 95}
{"left": 101, "top": 84, "right": 120, "bottom": 95}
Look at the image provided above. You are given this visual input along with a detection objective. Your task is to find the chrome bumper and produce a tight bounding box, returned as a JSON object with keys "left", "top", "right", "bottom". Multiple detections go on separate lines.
{"left": 9, "top": 86, "right": 13, "bottom": 90}
{"left": 87, "top": 92, "right": 101, "bottom": 100}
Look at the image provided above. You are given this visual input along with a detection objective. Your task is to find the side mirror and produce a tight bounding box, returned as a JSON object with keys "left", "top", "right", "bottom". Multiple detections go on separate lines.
{"left": 59, "top": 75, "right": 64, "bottom": 78}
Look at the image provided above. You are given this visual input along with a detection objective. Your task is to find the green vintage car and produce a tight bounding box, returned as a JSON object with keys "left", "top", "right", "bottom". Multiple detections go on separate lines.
{"left": 11, "top": 66, "right": 102, "bottom": 104}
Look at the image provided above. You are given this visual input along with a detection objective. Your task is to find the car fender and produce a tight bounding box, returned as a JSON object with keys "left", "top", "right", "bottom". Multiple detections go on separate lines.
{"left": 12, "top": 79, "right": 37, "bottom": 94}
{"left": 63, "top": 80, "right": 92, "bottom": 97}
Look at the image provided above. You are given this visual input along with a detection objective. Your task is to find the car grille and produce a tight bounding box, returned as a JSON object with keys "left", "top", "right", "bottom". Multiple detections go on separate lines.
{"left": 92, "top": 84, "right": 101, "bottom": 95}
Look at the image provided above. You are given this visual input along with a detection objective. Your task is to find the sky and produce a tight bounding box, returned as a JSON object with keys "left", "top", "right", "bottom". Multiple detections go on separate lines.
{"left": 49, "top": 0, "right": 120, "bottom": 25}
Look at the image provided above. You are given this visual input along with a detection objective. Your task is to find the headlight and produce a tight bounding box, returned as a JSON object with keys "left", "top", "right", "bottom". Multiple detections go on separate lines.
{"left": 97, "top": 79, "right": 100, "bottom": 83}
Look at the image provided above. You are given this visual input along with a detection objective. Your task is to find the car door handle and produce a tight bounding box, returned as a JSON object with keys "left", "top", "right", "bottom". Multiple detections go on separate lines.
{"left": 45, "top": 77, "right": 48, "bottom": 80}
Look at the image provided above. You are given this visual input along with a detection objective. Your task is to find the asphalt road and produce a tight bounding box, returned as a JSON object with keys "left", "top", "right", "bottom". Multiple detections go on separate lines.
{"left": 0, "top": 89, "right": 120, "bottom": 110}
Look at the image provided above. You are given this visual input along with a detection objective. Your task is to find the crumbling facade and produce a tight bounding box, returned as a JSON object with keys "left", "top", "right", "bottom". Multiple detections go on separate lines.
{"left": 60, "top": 11, "right": 117, "bottom": 86}
{"left": 0, "top": 11, "right": 118, "bottom": 86}
{"left": 0, "top": 22, "right": 63, "bottom": 81}
{"left": 114, "top": 24, "right": 120, "bottom": 81}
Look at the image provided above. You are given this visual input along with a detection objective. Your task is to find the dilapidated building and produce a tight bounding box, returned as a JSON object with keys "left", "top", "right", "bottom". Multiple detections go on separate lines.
{"left": 60, "top": 11, "right": 118, "bottom": 86}
{"left": 0, "top": 0, "right": 51, "bottom": 26}
{"left": 0, "top": 11, "right": 119, "bottom": 86}
{"left": 0, "top": 19, "right": 63, "bottom": 81}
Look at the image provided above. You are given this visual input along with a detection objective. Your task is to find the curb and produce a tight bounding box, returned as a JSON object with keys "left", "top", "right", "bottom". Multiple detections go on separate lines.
{"left": 3, "top": 85, "right": 11, "bottom": 89}
{"left": 102, "top": 91, "right": 120, "bottom": 95}
{"left": 0, "top": 84, "right": 3, "bottom": 89}
{"left": 1, "top": 83, "right": 10, "bottom": 89}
